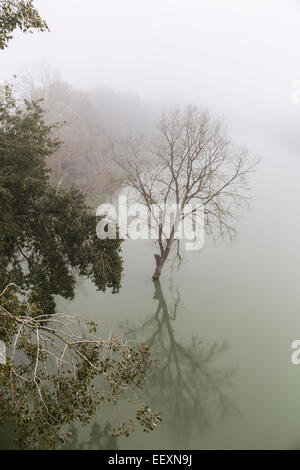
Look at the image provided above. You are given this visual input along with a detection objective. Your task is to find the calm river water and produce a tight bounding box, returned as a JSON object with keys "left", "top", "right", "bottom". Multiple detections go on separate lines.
{"left": 1, "top": 132, "right": 300, "bottom": 450}
{"left": 55, "top": 139, "right": 300, "bottom": 449}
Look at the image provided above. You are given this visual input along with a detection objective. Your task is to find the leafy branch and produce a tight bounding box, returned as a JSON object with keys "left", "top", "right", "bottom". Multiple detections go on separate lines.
{"left": 0, "top": 284, "right": 161, "bottom": 449}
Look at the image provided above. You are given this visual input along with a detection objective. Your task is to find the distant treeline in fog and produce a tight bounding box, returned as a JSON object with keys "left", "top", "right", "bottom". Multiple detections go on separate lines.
{"left": 18, "top": 65, "right": 157, "bottom": 198}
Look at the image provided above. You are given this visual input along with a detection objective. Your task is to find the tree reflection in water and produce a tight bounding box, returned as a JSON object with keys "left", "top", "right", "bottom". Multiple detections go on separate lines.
{"left": 62, "top": 422, "right": 118, "bottom": 450}
{"left": 124, "top": 280, "right": 237, "bottom": 447}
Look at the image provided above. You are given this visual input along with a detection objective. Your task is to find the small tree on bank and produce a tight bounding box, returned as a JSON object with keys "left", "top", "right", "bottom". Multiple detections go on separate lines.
{"left": 113, "top": 106, "right": 258, "bottom": 280}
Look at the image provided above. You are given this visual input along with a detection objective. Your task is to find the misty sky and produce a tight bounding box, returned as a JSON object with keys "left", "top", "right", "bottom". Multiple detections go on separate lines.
{"left": 1, "top": 0, "right": 300, "bottom": 151}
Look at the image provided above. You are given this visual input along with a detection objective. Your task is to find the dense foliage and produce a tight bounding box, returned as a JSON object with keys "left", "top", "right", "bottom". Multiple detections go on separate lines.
{"left": 0, "top": 86, "right": 123, "bottom": 313}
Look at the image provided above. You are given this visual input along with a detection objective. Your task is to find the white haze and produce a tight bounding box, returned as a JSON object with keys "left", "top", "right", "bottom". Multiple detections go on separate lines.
{"left": 0, "top": 0, "right": 300, "bottom": 155}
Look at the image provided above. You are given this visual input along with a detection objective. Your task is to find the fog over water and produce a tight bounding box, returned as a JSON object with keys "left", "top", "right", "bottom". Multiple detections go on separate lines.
{"left": 1, "top": 0, "right": 300, "bottom": 144}
{"left": 1, "top": 0, "right": 300, "bottom": 450}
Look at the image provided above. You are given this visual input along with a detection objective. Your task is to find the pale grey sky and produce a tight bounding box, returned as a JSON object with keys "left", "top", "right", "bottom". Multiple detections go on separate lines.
{"left": 1, "top": 0, "right": 300, "bottom": 149}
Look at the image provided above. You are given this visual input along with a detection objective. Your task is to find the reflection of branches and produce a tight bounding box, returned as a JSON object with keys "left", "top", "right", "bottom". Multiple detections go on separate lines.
{"left": 124, "top": 280, "right": 237, "bottom": 447}
{"left": 61, "top": 422, "right": 118, "bottom": 451}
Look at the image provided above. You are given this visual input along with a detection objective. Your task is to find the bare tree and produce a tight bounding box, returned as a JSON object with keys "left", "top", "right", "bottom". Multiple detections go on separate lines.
{"left": 113, "top": 106, "right": 259, "bottom": 280}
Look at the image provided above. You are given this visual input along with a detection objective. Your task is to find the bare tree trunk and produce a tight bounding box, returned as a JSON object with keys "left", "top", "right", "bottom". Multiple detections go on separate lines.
{"left": 153, "top": 254, "right": 167, "bottom": 280}
{"left": 152, "top": 239, "right": 173, "bottom": 280}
